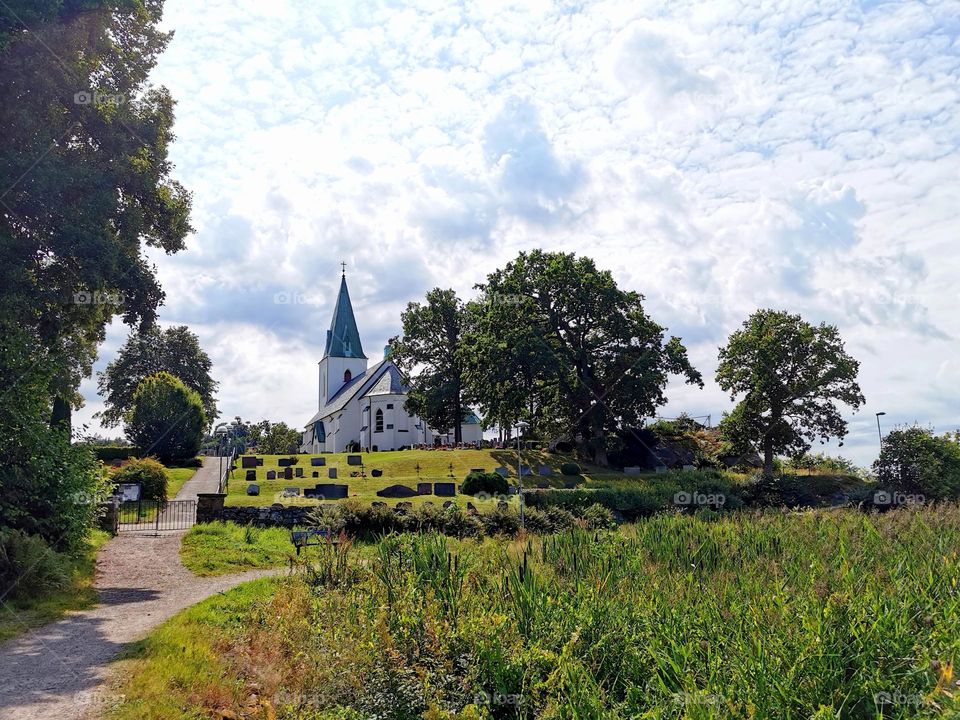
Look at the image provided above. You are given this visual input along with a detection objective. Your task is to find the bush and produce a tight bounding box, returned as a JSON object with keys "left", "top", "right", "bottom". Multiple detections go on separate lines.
{"left": 461, "top": 471, "right": 508, "bottom": 496}
{"left": 481, "top": 506, "right": 521, "bottom": 536}
{"left": 560, "top": 462, "right": 581, "bottom": 476}
{"left": 112, "top": 457, "right": 169, "bottom": 503}
{"left": 873, "top": 426, "right": 960, "bottom": 500}
{"left": 581, "top": 503, "right": 616, "bottom": 530}
{"left": 0, "top": 529, "right": 70, "bottom": 602}
{"left": 93, "top": 445, "right": 140, "bottom": 462}
{"left": 126, "top": 372, "right": 206, "bottom": 463}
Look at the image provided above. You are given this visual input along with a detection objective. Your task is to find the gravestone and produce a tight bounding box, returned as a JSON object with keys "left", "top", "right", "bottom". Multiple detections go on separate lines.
{"left": 241, "top": 456, "right": 258, "bottom": 469}
{"left": 346, "top": 455, "right": 362, "bottom": 466}
{"left": 312, "top": 471, "right": 319, "bottom": 478}
{"left": 310, "top": 457, "right": 325, "bottom": 466}
{"left": 537, "top": 481, "right": 549, "bottom": 489}
{"left": 246, "top": 484, "right": 260, "bottom": 496}
{"left": 245, "top": 470, "right": 256, "bottom": 481}
{"left": 372, "top": 501, "right": 387, "bottom": 507}
{"left": 443, "top": 500, "right": 454, "bottom": 509}
{"left": 655, "top": 465, "right": 668, "bottom": 474}
{"left": 283, "top": 467, "right": 293, "bottom": 480}
{"left": 434, "top": 482, "right": 456, "bottom": 497}
{"left": 519, "top": 467, "right": 532, "bottom": 477}
{"left": 624, "top": 466, "right": 641, "bottom": 476}
{"left": 257, "top": 458, "right": 264, "bottom": 466}
{"left": 266, "top": 470, "right": 276, "bottom": 480}
{"left": 538, "top": 465, "right": 552, "bottom": 476}
{"left": 295, "top": 467, "right": 303, "bottom": 477}
{"left": 416, "top": 482, "right": 432, "bottom": 495}
{"left": 371, "top": 469, "right": 382, "bottom": 477}
{"left": 328, "top": 467, "right": 338, "bottom": 479}
{"left": 306, "top": 484, "right": 348, "bottom": 499}
{"left": 494, "top": 466, "right": 509, "bottom": 477}
{"left": 470, "top": 468, "right": 486, "bottom": 474}
{"left": 278, "top": 458, "right": 292, "bottom": 467}
{"left": 377, "top": 484, "right": 418, "bottom": 498}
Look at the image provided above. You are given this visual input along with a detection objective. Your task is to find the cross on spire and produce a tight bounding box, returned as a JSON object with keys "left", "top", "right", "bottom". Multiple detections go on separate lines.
{"left": 340, "top": 261, "right": 347, "bottom": 276}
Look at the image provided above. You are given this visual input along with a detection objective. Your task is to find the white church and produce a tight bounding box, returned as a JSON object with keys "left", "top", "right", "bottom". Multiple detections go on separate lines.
{"left": 300, "top": 272, "right": 483, "bottom": 453}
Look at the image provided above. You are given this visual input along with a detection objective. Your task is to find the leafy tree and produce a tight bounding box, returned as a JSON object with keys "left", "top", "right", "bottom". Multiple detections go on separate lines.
{"left": 717, "top": 309, "right": 864, "bottom": 477}
{"left": 0, "top": 1, "right": 192, "bottom": 430}
{"left": 0, "top": 323, "right": 110, "bottom": 550}
{"left": 257, "top": 421, "right": 302, "bottom": 455}
{"left": 390, "top": 289, "right": 469, "bottom": 444}
{"left": 873, "top": 426, "right": 960, "bottom": 500}
{"left": 98, "top": 326, "right": 218, "bottom": 427}
{"left": 125, "top": 372, "right": 206, "bottom": 463}
{"left": 469, "top": 251, "right": 702, "bottom": 464}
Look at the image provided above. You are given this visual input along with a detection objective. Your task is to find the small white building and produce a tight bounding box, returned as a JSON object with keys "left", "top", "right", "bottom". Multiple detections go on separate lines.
{"left": 301, "top": 272, "right": 481, "bottom": 453}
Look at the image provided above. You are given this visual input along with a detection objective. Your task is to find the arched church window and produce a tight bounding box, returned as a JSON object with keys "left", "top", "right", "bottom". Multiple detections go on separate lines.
{"left": 375, "top": 408, "right": 384, "bottom": 433}
{"left": 344, "top": 369, "right": 352, "bottom": 383}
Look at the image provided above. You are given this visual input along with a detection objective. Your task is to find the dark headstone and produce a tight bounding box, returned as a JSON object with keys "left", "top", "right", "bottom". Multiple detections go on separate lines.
{"left": 266, "top": 470, "right": 276, "bottom": 480}
{"left": 443, "top": 500, "right": 454, "bottom": 509}
{"left": 257, "top": 458, "right": 264, "bottom": 466}
{"left": 246, "top": 483, "right": 260, "bottom": 496}
{"left": 371, "top": 469, "right": 382, "bottom": 477}
{"left": 538, "top": 465, "right": 552, "bottom": 476}
{"left": 306, "top": 484, "right": 348, "bottom": 500}
{"left": 434, "top": 482, "right": 456, "bottom": 497}
{"left": 310, "top": 457, "right": 326, "bottom": 466}
{"left": 494, "top": 466, "right": 508, "bottom": 476}
{"left": 537, "top": 481, "right": 549, "bottom": 489}
{"left": 245, "top": 470, "right": 256, "bottom": 481}
{"left": 624, "top": 466, "right": 641, "bottom": 476}
{"left": 241, "top": 456, "right": 258, "bottom": 469}
{"left": 372, "top": 501, "right": 387, "bottom": 507}
{"left": 470, "top": 468, "right": 485, "bottom": 474}
{"left": 519, "top": 467, "right": 532, "bottom": 477}
{"left": 376, "top": 484, "right": 418, "bottom": 498}
{"left": 346, "top": 455, "right": 362, "bottom": 466}
{"left": 328, "top": 467, "right": 338, "bottom": 479}
{"left": 295, "top": 467, "right": 303, "bottom": 477}
{"left": 312, "top": 471, "right": 319, "bottom": 478}
{"left": 283, "top": 467, "right": 293, "bottom": 480}
{"left": 416, "top": 482, "right": 432, "bottom": 495}
{"left": 278, "top": 458, "right": 292, "bottom": 467}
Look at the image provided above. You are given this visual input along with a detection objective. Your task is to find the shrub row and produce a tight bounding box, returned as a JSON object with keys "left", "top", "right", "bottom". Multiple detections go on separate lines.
{"left": 93, "top": 445, "right": 140, "bottom": 462}
{"left": 305, "top": 499, "right": 614, "bottom": 539}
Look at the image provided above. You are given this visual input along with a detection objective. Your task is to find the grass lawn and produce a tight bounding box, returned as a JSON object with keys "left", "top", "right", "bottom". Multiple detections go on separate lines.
{"left": 164, "top": 465, "right": 199, "bottom": 498}
{"left": 225, "top": 448, "right": 625, "bottom": 508}
{"left": 180, "top": 523, "right": 296, "bottom": 576}
{"left": 0, "top": 530, "right": 111, "bottom": 645}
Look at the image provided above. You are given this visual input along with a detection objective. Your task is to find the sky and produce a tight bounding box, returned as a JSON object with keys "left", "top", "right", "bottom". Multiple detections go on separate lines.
{"left": 73, "top": 0, "right": 960, "bottom": 468}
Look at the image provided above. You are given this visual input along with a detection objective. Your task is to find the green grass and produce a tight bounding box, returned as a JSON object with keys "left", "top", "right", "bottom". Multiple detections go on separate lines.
{"left": 105, "top": 506, "right": 960, "bottom": 718}
{"left": 164, "top": 465, "right": 198, "bottom": 498}
{"left": 180, "top": 522, "right": 296, "bottom": 576}
{"left": 0, "top": 530, "right": 111, "bottom": 645}
{"left": 225, "top": 448, "right": 620, "bottom": 507}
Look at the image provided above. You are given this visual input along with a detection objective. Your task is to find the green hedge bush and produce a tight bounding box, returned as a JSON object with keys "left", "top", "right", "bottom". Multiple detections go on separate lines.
{"left": 461, "top": 470, "right": 509, "bottom": 496}
{"left": 93, "top": 446, "right": 140, "bottom": 462}
{"left": 112, "top": 458, "right": 169, "bottom": 503}
{"left": 0, "top": 529, "right": 70, "bottom": 602}
{"left": 560, "top": 462, "right": 581, "bottom": 476}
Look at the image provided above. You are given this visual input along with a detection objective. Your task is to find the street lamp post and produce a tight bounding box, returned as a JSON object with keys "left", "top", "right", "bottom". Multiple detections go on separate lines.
{"left": 875, "top": 412, "right": 886, "bottom": 449}
{"left": 214, "top": 425, "right": 228, "bottom": 489}
{"left": 516, "top": 420, "right": 529, "bottom": 529}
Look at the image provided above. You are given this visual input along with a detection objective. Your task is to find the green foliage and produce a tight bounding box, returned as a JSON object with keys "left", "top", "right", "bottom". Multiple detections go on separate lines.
{"left": 390, "top": 288, "right": 469, "bottom": 444}
{"left": 98, "top": 326, "right": 219, "bottom": 427}
{"left": 0, "top": 529, "right": 69, "bottom": 602}
{"left": 466, "top": 251, "right": 702, "bottom": 464}
{"left": 112, "top": 457, "right": 169, "bottom": 503}
{"left": 125, "top": 372, "right": 206, "bottom": 463}
{"left": 256, "top": 421, "right": 303, "bottom": 455}
{"left": 93, "top": 445, "right": 140, "bottom": 462}
{"left": 560, "top": 462, "right": 581, "bottom": 476}
{"left": 180, "top": 523, "right": 294, "bottom": 576}
{"left": 460, "top": 471, "right": 508, "bottom": 496}
{"left": 717, "top": 309, "right": 864, "bottom": 475}
{"left": 0, "top": 325, "right": 111, "bottom": 549}
{"left": 873, "top": 425, "right": 960, "bottom": 500}
{"left": 0, "top": 0, "right": 192, "bottom": 428}
{"left": 785, "top": 452, "right": 862, "bottom": 476}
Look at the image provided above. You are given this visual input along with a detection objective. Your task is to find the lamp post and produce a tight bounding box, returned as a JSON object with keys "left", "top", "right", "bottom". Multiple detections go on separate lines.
{"left": 214, "top": 425, "right": 227, "bottom": 488}
{"left": 516, "top": 420, "right": 529, "bottom": 529}
{"left": 875, "top": 412, "right": 886, "bottom": 449}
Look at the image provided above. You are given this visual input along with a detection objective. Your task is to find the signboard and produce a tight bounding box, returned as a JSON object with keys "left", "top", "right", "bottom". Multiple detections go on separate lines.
{"left": 115, "top": 483, "right": 141, "bottom": 501}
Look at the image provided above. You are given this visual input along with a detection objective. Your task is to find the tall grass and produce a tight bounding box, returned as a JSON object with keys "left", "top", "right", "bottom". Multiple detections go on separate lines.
{"left": 115, "top": 507, "right": 960, "bottom": 719}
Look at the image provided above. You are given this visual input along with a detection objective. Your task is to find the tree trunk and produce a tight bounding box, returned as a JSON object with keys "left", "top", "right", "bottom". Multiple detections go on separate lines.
{"left": 50, "top": 395, "right": 71, "bottom": 435}
{"left": 453, "top": 384, "right": 462, "bottom": 444}
{"left": 762, "top": 434, "right": 774, "bottom": 478}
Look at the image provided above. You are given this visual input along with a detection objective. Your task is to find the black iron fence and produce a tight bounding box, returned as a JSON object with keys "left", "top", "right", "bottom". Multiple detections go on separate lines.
{"left": 117, "top": 499, "right": 196, "bottom": 531}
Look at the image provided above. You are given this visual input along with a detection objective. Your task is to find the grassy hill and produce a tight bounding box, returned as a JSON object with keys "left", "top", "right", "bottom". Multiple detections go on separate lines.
{"left": 225, "top": 448, "right": 625, "bottom": 507}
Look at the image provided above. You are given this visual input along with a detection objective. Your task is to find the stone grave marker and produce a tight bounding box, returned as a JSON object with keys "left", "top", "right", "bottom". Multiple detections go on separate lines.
{"left": 241, "top": 456, "right": 258, "bottom": 469}
{"left": 283, "top": 467, "right": 293, "bottom": 480}
{"left": 416, "top": 482, "right": 432, "bottom": 495}
{"left": 434, "top": 482, "right": 456, "bottom": 497}
{"left": 310, "top": 457, "right": 325, "bottom": 466}
{"left": 328, "top": 467, "right": 338, "bottom": 479}
{"left": 346, "top": 455, "right": 362, "bottom": 466}
{"left": 494, "top": 466, "right": 509, "bottom": 477}
{"left": 538, "top": 465, "right": 552, "bottom": 476}
{"left": 624, "top": 466, "right": 641, "bottom": 476}
{"left": 245, "top": 470, "right": 256, "bottom": 481}
{"left": 295, "top": 467, "right": 303, "bottom": 477}
{"left": 246, "top": 484, "right": 260, "bottom": 496}
{"left": 266, "top": 470, "right": 276, "bottom": 480}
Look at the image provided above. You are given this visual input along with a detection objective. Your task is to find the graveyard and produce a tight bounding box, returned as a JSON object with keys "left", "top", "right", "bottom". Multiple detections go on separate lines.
{"left": 225, "top": 448, "right": 631, "bottom": 508}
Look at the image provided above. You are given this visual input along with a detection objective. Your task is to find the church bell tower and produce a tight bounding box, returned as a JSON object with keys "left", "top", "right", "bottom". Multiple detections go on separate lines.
{"left": 318, "top": 268, "right": 369, "bottom": 406}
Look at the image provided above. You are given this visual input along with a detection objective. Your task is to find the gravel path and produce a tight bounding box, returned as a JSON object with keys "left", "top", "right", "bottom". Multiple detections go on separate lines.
{"left": 174, "top": 455, "right": 224, "bottom": 499}
{"left": 0, "top": 466, "right": 281, "bottom": 720}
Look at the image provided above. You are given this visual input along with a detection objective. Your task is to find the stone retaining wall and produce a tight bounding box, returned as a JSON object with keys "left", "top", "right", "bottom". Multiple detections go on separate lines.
{"left": 215, "top": 504, "right": 314, "bottom": 527}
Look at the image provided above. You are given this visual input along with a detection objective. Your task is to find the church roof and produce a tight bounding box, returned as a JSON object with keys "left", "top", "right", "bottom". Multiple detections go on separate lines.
{"left": 305, "top": 359, "right": 409, "bottom": 426}
{"left": 324, "top": 275, "right": 366, "bottom": 359}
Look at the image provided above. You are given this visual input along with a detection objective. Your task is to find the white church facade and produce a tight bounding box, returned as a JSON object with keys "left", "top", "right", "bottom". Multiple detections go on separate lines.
{"left": 301, "top": 273, "right": 483, "bottom": 453}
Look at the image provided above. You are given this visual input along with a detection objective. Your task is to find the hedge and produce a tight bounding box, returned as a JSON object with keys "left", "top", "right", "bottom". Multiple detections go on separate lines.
{"left": 94, "top": 446, "right": 140, "bottom": 462}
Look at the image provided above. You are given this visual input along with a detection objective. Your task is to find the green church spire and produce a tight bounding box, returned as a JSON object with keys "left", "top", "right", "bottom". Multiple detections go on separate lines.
{"left": 324, "top": 273, "right": 366, "bottom": 359}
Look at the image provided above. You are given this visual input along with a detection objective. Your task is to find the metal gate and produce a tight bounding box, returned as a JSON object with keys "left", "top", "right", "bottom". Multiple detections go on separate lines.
{"left": 117, "top": 499, "right": 196, "bottom": 531}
